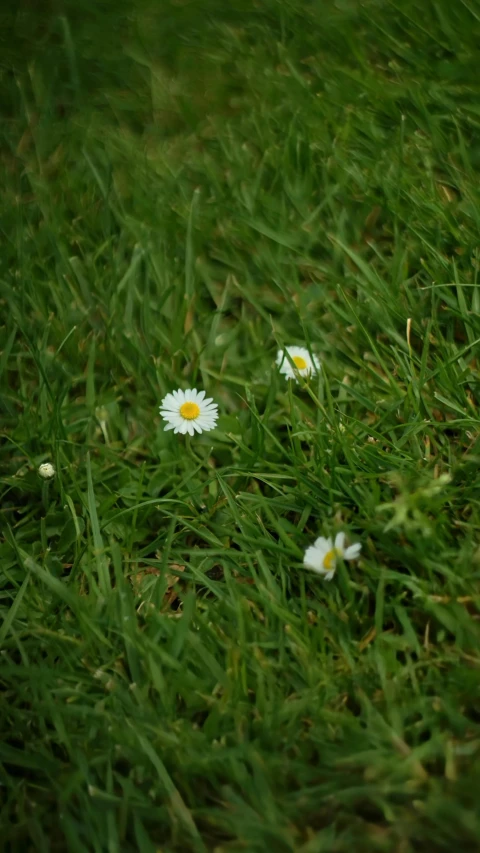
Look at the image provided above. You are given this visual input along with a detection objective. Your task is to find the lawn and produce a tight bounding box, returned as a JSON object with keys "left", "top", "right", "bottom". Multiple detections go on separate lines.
{"left": 2, "top": 0, "right": 480, "bottom": 850}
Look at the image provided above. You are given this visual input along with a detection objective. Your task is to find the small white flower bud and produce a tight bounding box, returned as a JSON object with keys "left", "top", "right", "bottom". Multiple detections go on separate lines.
{"left": 38, "top": 462, "right": 55, "bottom": 480}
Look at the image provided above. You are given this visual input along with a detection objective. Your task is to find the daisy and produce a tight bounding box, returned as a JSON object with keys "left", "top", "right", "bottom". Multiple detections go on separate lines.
{"left": 159, "top": 388, "right": 218, "bottom": 436}
{"left": 303, "top": 532, "right": 361, "bottom": 581}
{"left": 276, "top": 346, "right": 320, "bottom": 381}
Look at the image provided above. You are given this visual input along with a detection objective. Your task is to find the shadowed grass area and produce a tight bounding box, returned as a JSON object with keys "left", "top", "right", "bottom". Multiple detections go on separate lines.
{"left": 2, "top": 0, "right": 480, "bottom": 850}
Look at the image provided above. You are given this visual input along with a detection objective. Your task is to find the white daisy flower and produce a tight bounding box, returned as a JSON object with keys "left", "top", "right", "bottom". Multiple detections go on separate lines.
{"left": 276, "top": 346, "right": 320, "bottom": 381}
{"left": 159, "top": 388, "right": 218, "bottom": 436}
{"left": 38, "top": 462, "right": 55, "bottom": 479}
{"left": 303, "top": 532, "right": 361, "bottom": 581}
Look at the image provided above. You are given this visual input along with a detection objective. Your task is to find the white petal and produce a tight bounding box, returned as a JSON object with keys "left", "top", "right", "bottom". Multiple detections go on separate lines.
{"left": 164, "top": 423, "right": 175, "bottom": 431}
{"left": 195, "top": 390, "right": 206, "bottom": 403}
{"left": 334, "top": 532, "right": 346, "bottom": 553}
{"left": 344, "top": 543, "right": 361, "bottom": 560}
{"left": 160, "top": 394, "right": 176, "bottom": 410}
{"left": 290, "top": 346, "right": 309, "bottom": 364}
{"left": 313, "top": 536, "right": 332, "bottom": 551}
{"left": 303, "top": 546, "right": 325, "bottom": 573}
{"left": 160, "top": 414, "right": 181, "bottom": 426}
{"left": 289, "top": 346, "right": 308, "bottom": 359}
{"left": 198, "top": 412, "right": 218, "bottom": 423}
{"left": 279, "top": 359, "right": 295, "bottom": 375}
{"left": 186, "top": 422, "right": 195, "bottom": 436}
{"left": 324, "top": 571, "right": 335, "bottom": 581}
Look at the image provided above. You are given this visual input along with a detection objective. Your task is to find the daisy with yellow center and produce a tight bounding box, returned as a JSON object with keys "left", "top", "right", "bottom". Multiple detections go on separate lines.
{"left": 276, "top": 346, "right": 320, "bottom": 381}
{"left": 303, "top": 532, "right": 361, "bottom": 581}
{"left": 159, "top": 388, "right": 218, "bottom": 436}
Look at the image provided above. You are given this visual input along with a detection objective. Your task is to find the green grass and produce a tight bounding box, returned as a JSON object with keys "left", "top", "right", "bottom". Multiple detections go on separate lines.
{"left": 2, "top": 0, "right": 480, "bottom": 849}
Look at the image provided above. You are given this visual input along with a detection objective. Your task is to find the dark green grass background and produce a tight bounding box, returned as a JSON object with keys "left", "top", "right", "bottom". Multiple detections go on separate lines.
{"left": 2, "top": 1, "right": 480, "bottom": 850}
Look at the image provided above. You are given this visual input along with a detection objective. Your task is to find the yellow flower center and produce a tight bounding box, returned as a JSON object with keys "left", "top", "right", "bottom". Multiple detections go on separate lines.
{"left": 323, "top": 548, "right": 341, "bottom": 571}
{"left": 292, "top": 355, "right": 308, "bottom": 370}
{"left": 179, "top": 401, "right": 200, "bottom": 420}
